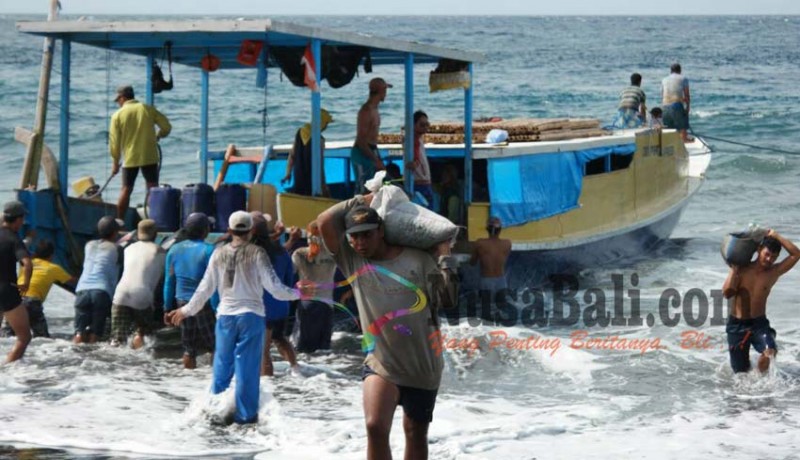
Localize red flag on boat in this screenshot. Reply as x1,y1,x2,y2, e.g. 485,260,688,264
301,43,319,92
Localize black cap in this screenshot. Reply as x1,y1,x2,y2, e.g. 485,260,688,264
345,206,382,234
97,215,120,238
2,200,26,219
184,212,210,233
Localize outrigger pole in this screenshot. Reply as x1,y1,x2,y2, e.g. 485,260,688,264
19,0,60,190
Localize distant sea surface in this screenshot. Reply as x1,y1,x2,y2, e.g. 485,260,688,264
2,14,800,460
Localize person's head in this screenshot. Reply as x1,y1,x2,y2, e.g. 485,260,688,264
650,107,663,119
486,216,502,237
33,240,55,260
630,73,642,86
97,215,120,240
368,77,392,102
670,63,682,74
345,205,384,258
2,200,26,230
320,109,333,132
757,236,782,268
137,219,157,242
115,84,135,106
413,110,430,137
228,211,253,239
184,212,211,241
249,211,273,238
385,163,402,182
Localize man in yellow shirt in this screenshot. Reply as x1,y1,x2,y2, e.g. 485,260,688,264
109,85,171,219
2,240,75,338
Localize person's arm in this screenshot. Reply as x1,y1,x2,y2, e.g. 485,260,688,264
18,257,32,295
317,195,367,256
639,95,647,122
53,264,77,292
469,241,479,266
109,113,121,175
163,249,176,312
769,230,800,276
283,140,297,184
428,241,459,310
722,266,740,299
283,226,302,253
153,107,171,139
683,81,691,114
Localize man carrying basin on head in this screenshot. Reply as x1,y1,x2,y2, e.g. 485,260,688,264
723,229,800,374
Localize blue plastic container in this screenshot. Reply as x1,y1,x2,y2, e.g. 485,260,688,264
181,183,215,227
147,185,181,232
215,183,247,232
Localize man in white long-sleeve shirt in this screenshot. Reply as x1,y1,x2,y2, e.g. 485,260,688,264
167,211,311,425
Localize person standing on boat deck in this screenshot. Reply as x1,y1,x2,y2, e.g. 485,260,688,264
109,85,172,220
405,110,435,210
167,211,312,425
1,240,76,339
470,216,512,309
351,78,391,194
74,216,122,344
163,213,216,369
613,73,647,128
282,109,333,197
722,230,800,374
110,219,166,349
0,201,33,363
661,63,692,142
250,211,301,377
317,198,459,460
291,220,337,353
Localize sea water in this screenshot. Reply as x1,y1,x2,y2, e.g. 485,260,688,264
2,14,800,459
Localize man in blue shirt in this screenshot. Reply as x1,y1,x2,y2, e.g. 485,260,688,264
163,213,216,369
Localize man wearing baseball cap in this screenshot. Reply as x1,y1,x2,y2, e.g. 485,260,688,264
163,212,216,369
167,211,313,424
317,196,459,459
0,201,33,362
109,84,171,219
351,77,392,194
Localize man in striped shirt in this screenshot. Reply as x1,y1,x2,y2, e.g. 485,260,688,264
613,73,647,128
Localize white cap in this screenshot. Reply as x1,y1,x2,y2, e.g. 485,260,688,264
228,210,253,232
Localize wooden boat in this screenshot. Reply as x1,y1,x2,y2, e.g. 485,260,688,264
14,17,710,283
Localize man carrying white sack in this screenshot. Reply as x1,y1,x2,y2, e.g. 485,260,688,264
167,211,314,425
317,191,459,460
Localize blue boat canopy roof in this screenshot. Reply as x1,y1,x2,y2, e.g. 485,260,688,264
16,18,485,70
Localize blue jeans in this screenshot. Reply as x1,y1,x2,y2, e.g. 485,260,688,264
212,313,266,424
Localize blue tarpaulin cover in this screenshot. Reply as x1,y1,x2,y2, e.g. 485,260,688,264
488,144,636,227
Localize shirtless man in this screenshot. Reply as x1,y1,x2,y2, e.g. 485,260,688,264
722,230,800,374
351,78,391,193
470,216,512,301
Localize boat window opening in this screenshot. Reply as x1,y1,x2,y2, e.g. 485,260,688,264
584,156,607,176
610,153,634,171
584,154,633,176
471,159,489,202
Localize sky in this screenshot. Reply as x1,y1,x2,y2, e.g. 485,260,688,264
2,0,800,16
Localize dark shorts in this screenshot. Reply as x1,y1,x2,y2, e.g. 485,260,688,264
2,297,49,338
727,315,777,373
267,317,287,341
122,163,159,188
361,365,438,424
663,102,689,131
294,300,332,353
111,304,154,343
74,289,112,337
176,300,216,358
0,283,22,312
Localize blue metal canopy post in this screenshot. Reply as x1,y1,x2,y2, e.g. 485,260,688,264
311,39,322,196
464,62,474,205
404,53,415,196
59,40,71,199
200,69,209,184
145,53,154,105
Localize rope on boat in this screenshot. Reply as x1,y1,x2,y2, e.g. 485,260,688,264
692,131,800,156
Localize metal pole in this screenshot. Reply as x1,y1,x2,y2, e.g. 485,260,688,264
311,39,322,196
404,53,415,196
200,69,210,184
59,40,71,199
146,54,154,105
464,62,474,205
